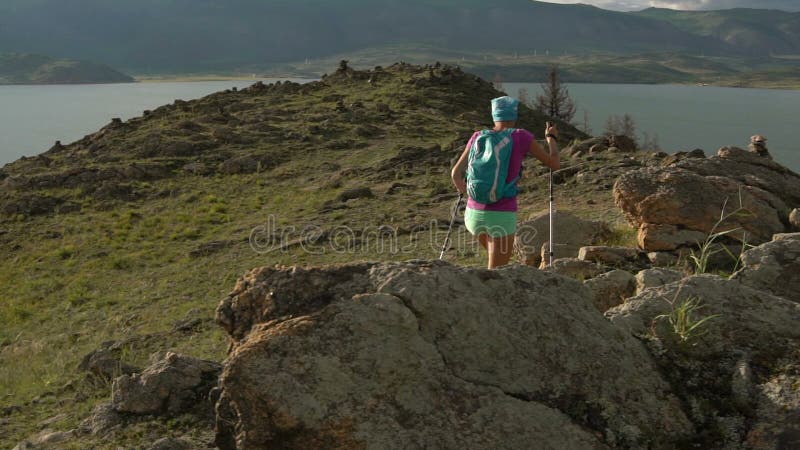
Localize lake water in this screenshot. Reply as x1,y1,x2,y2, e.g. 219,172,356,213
1,81,798,172
506,82,800,172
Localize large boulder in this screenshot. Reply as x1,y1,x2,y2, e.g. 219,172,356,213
515,211,611,267
732,232,800,303
614,147,800,252
607,275,800,449
214,261,692,449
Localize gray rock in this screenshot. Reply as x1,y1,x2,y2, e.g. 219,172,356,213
647,251,679,267
584,269,637,311
589,143,608,153
561,136,606,158
112,352,221,416
774,231,800,241
790,208,800,230
635,268,686,295
732,236,800,303
14,429,78,449
578,246,642,267
515,211,611,267
608,274,800,351
547,257,608,280
615,146,800,251
746,369,800,449
337,187,374,202
215,261,691,449
660,149,706,166
637,223,707,252
607,275,800,449
80,402,124,436
78,346,139,380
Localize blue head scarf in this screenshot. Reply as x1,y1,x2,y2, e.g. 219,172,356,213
491,96,519,122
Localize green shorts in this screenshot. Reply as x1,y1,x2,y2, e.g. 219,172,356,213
464,208,517,238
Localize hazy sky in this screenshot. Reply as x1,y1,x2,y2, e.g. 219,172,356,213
543,0,800,12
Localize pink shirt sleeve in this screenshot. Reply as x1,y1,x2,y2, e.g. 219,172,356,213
464,131,480,153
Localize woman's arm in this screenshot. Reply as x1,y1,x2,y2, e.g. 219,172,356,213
528,122,560,170
451,134,476,193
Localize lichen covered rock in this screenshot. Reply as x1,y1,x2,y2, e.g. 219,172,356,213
215,261,691,449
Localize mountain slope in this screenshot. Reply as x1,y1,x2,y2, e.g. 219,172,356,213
0,0,740,72
636,7,800,55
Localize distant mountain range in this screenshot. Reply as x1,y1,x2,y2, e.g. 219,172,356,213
0,53,133,84
0,0,798,74
635,7,800,56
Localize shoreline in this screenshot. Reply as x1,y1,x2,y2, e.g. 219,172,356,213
2,74,797,91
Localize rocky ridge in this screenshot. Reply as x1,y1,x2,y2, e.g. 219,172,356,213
0,62,584,218
614,146,800,253
4,63,800,448
207,231,800,449
213,261,691,449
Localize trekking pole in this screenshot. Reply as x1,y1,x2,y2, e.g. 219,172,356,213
439,193,463,260
548,169,554,267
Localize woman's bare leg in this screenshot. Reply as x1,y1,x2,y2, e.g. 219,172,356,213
487,234,515,269
478,233,489,250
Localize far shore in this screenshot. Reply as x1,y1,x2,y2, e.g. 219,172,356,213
134,74,800,91
1,73,796,91
133,68,800,90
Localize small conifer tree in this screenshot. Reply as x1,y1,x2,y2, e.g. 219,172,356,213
535,65,576,122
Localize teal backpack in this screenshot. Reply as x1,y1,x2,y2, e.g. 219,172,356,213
466,128,518,204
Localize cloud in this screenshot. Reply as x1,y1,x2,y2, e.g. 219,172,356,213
541,0,800,12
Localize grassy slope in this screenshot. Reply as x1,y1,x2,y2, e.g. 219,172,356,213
2,63,637,447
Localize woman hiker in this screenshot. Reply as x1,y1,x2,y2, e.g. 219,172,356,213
451,96,560,269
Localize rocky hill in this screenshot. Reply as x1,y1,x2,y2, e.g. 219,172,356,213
0,53,133,84
2,63,799,449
